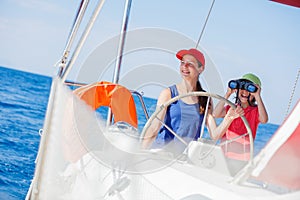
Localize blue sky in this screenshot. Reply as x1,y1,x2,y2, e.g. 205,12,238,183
0,0,299,125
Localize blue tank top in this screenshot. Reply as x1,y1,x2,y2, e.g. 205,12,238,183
153,85,204,150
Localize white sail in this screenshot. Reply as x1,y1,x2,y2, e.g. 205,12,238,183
26,78,174,200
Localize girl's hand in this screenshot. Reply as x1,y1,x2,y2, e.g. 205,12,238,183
250,84,261,99
225,105,244,120
225,87,235,99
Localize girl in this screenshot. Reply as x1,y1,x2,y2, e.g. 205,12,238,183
212,73,268,175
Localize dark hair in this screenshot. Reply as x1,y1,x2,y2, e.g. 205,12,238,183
196,60,203,68
248,97,256,107
195,60,208,114
196,81,209,114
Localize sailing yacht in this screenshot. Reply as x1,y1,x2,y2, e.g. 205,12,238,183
26,0,300,199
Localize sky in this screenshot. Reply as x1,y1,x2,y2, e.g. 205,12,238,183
0,0,299,125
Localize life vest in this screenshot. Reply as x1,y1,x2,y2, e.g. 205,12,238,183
73,81,138,128
221,130,250,161
221,105,259,161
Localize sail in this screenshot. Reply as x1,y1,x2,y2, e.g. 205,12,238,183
251,100,300,190
271,0,300,8
26,78,173,200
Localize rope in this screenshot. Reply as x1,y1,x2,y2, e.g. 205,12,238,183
195,0,216,48
285,67,300,118
58,0,89,77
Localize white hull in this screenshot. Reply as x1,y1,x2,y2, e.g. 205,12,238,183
26,80,300,199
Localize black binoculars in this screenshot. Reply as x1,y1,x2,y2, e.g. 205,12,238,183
228,79,258,93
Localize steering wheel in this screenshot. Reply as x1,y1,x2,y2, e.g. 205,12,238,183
140,91,254,162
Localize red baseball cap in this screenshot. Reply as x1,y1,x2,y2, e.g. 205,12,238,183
176,48,205,67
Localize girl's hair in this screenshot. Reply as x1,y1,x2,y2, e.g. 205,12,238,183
248,97,256,107
195,60,209,114
196,80,209,114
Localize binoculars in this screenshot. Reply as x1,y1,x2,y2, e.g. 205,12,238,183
228,79,258,93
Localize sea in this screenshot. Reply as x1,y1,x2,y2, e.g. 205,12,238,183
0,66,279,200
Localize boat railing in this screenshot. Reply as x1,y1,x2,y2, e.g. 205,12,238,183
130,90,150,120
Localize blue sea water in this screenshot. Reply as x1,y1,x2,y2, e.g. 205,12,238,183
0,66,51,200
0,66,279,200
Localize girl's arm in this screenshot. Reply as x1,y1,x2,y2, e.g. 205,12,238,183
213,88,235,118
252,86,268,123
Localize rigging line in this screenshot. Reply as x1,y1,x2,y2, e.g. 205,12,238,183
57,0,89,77
195,0,216,49
70,0,86,34
61,0,107,82
285,67,300,118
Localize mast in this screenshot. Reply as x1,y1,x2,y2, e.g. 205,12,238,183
198,0,215,138
112,0,133,84
106,0,133,127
